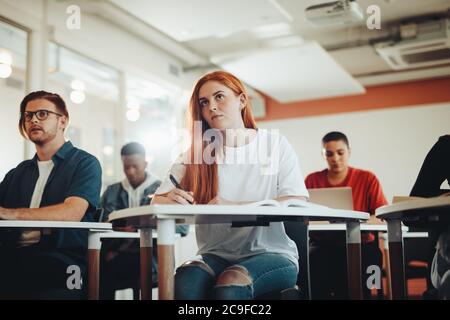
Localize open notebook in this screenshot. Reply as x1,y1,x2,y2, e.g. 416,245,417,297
245,198,329,209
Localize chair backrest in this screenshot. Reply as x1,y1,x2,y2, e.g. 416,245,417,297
392,196,423,204
308,187,353,209
93,208,105,222
284,221,309,299
392,196,433,284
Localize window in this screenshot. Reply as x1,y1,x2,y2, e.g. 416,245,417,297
0,19,27,180
124,74,183,178
47,43,120,188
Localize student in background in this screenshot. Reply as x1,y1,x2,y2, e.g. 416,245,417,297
100,142,188,299
152,70,308,300
305,131,387,299
0,91,101,299
410,135,450,299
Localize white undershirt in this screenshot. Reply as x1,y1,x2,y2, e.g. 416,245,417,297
18,160,54,247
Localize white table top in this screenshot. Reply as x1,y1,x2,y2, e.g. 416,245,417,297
98,231,141,239
308,223,408,232
0,220,112,230
109,204,369,227
380,231,428,240
97,230,186,239
375,197,450,219
402,232,429,238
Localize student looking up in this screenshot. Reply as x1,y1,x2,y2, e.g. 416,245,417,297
152,71,308,300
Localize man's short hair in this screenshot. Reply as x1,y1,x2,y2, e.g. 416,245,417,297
19,90,69,139
121,142,146,157
322,131,349,148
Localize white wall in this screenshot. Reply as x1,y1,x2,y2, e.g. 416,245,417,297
259,102,450,203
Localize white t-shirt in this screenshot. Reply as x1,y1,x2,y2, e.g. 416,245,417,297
155,129,308,269
18,159,55,247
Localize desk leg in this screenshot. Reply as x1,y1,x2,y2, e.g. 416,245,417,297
381,234,392,300
346,221,363,300
305,222,312,300
140,228,153,300
87,232,101,300
387,219,406,300
157,219,175,300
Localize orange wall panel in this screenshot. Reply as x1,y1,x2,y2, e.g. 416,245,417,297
259,77,450,121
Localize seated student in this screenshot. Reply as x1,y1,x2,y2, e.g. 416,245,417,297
410,135,450,198
305,131,387,299
0,91,101,299
410,135,450,299
152,70,308,300
99,142,188,299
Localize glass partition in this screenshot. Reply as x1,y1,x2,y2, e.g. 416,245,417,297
0,19,27,180
47,42,120,188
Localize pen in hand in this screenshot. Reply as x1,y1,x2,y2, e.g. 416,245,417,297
170,174,193,204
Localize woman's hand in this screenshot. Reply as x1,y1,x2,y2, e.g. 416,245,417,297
167,188,195,205
208,196,236,205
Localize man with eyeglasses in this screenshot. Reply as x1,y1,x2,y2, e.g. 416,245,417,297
0,90,102,299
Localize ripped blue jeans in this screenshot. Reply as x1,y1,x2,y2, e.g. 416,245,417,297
175,252,298,300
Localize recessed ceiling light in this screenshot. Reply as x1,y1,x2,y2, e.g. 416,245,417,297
249,22,293,39
126,109,140,122
70,90,86,104
71,79,86,91
180,29,190,36
0,51,12,65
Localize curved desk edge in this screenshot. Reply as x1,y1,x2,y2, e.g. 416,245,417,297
109,205,370,222
0,220,112,229
376,197,450,219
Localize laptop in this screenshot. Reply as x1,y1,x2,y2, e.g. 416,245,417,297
307,187,353,210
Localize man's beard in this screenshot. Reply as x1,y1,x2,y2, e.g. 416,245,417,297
28,129,57,146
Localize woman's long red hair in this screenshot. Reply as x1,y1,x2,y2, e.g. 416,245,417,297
181,71,258,204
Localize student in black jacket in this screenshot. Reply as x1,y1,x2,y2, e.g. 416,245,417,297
410,135,450,299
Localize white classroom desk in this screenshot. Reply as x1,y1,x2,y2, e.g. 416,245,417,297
376,196,450,299
109,204,369,300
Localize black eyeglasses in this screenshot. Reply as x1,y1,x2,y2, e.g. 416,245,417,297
22,109,63,122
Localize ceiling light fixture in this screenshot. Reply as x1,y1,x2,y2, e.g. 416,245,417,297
0,63,12,79
0,50,13,79
70,90,86,104
126,109,140,122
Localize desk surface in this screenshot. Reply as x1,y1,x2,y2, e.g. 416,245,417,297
375,197,450,220
109,204,369,224
0,220,112,230
308,223,408,232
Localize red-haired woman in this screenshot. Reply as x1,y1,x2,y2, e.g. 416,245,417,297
152,71,308,299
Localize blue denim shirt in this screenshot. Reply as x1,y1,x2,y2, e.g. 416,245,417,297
0,141,102,261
